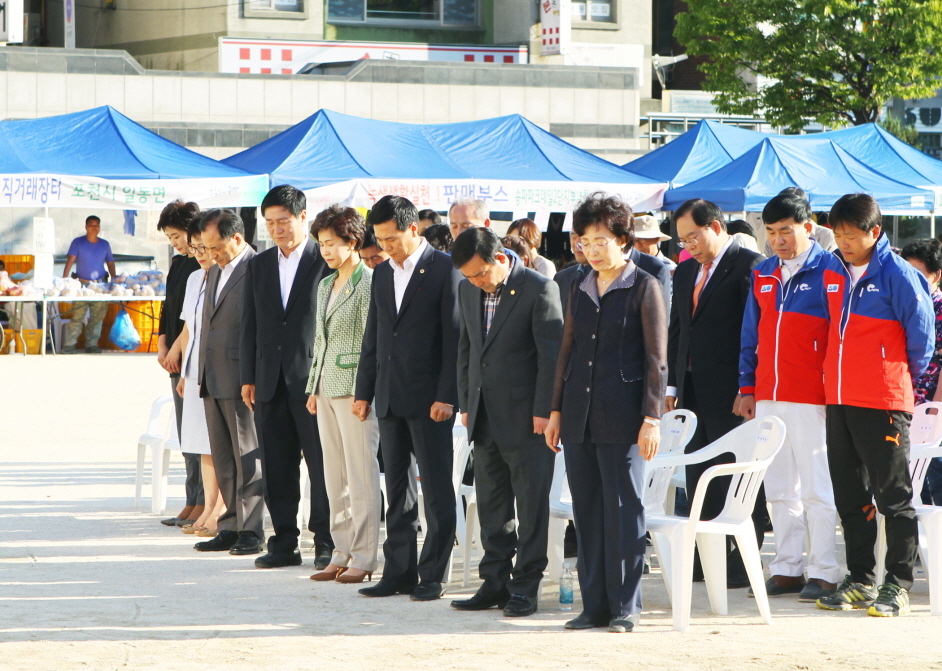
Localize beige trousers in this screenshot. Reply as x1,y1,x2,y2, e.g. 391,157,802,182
315,393,381,571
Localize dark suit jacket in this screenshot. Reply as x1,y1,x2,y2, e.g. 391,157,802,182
457,261,563,448
355,243,461,419
240,238,330,403
629,246,672,311
667,238,762,415
199,245,257,400
554,262,587,317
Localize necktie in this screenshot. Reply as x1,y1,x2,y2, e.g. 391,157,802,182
692,261,713,314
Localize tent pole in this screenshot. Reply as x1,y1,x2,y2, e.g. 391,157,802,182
893,215,899,247
931,210,936,240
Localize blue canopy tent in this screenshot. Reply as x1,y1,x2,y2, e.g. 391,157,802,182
621,120,767,188
0,106,268,209
223,109,667,216
663,136,934,214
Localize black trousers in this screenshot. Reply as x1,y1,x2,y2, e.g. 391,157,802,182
255,373,332,554
171,373,204,507
565,440,646,619
682,372,767,573
377,412,456,584
826,405,918,590
471,406,554,599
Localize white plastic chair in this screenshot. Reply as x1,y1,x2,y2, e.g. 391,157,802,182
450,424,476,585
645,416,786,632
135,395,176,512
874,402,942,614
546,449,574,583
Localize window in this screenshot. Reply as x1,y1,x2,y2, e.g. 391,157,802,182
570,0,614,23
244,0,305,15
328,0,478,25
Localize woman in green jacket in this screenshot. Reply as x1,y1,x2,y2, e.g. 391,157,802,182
306,205,379,583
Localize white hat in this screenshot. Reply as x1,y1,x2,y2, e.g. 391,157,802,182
633,215,670,242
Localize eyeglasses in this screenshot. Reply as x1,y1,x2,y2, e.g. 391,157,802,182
575,238,618,252
676,229,705,249
189,245,208,254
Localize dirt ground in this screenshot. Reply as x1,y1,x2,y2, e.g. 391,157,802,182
1,354,941,671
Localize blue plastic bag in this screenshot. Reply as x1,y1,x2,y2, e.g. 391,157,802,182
109,307,142,351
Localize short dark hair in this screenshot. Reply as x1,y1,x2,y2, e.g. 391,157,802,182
451,226,503,268
763,193,812,226
0,259,5,271
830,193,882,233
572,192,635,249
901,239,942,275
261,185,306,218
310,204,366,250
418,209,442,225
199,209,244,239
361,225,380,250
85,215,101,226
502,235,529,260
507,218,542,250
187,217,202,244
778,187,808,201
674,198,725,231
157,199,200,232
367,195,418,231
421,223,453,252
727,219,756,239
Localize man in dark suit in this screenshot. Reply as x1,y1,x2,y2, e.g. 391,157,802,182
666,198,764,585
241,185,334,570
554,231,588,317
628,246,671,312
194,210,263,555
450,228,563,617
354,195,461,601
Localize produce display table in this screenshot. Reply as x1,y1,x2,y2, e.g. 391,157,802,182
0,296,165,356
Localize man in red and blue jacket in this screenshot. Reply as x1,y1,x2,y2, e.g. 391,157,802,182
816,194,934,618
738,192,844,603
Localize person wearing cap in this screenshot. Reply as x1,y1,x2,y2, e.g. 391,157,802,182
633,214,676,275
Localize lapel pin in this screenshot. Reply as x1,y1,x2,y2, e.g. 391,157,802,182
419,269,425,274
510,289,516,295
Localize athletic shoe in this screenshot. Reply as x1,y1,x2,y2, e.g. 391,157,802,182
816,574,877,611
867,583,910,617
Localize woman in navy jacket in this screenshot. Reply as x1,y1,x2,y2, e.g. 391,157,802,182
545,193,667,633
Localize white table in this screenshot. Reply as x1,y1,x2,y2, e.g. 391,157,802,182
0,295,165,356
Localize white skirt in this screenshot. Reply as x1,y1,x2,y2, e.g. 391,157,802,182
180,375,212,455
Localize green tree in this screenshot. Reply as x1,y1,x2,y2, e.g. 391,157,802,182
675,0,942,131
879,115,921,148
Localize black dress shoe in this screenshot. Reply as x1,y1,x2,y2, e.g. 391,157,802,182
502,594,538,617
229,531,262,555
160,517,180,527
727,572,752,589
255,550,302,568
608,617,634,633
564,612,610,630
313,542,333,571
194,530,239,552
410,581,445,601
451,590,510,611
358,580,418,597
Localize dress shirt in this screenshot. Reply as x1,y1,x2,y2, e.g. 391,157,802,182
392,236,428,313
277,243,305,309
482,255,516,338
215,243,251,303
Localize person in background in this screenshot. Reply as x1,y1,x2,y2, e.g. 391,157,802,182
554,231,588,316
727,219,761,254
156,200,204,529
193,210,263,556
241,185,334,570
817,194,934,617
354,195,460,602
900,238,942,506
417,209,442,233
632,214,675,274
172,220,225,537
545,193,667,633
61,215,116,354
448,198,490,241
501,235,531,268
451,227,563,618
507,218,556,279
421,223,453,253
359,227,390,270
667,198,764,589
737,192,843,603
306,206,380,584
